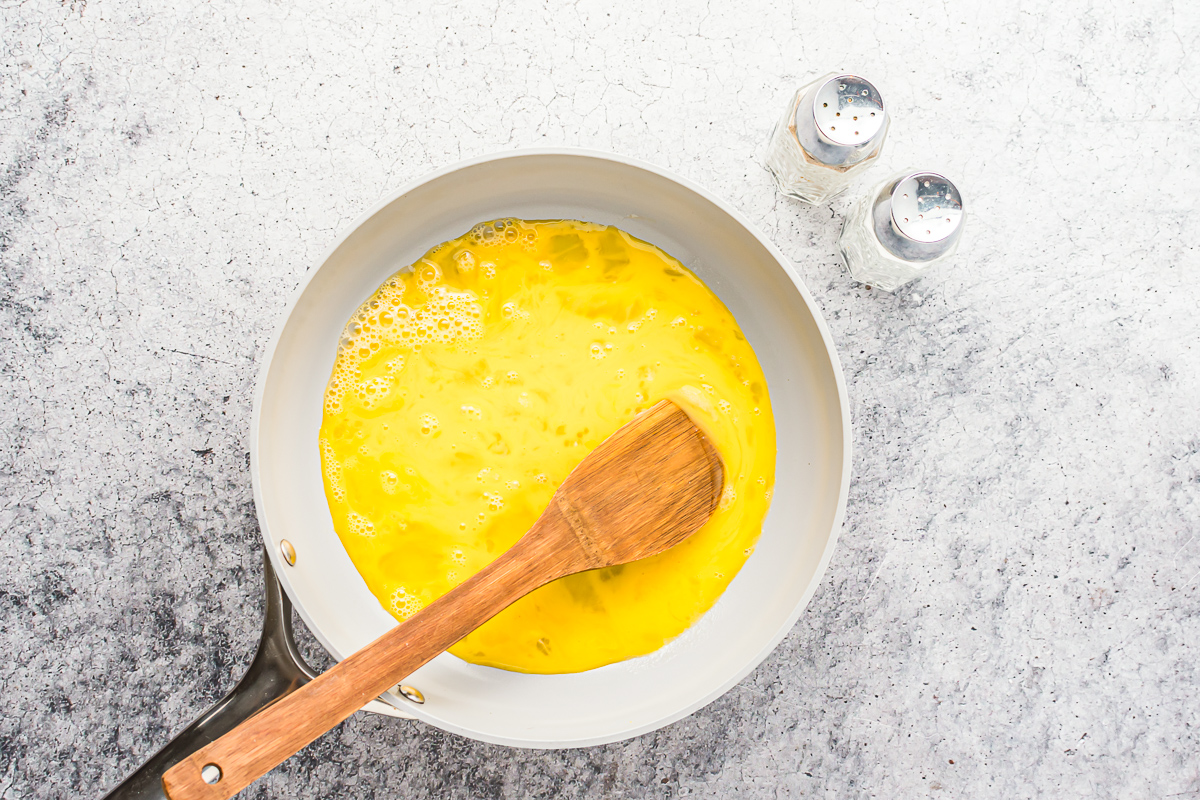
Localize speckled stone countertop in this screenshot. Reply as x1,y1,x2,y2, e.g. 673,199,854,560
2,1,1197,798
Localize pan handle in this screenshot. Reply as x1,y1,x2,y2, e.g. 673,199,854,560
100,550,318,800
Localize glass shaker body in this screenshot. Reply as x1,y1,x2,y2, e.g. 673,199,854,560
838,171,965,292
764,73,889,204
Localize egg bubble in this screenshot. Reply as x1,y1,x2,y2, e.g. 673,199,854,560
470,220,506,246
319,439,347,501
381,470,400,494
719,485,736,510
348,511,376,538
416,260,442,286
390,587,423,620
419,414,439,435
356,376,393,408
324,395,344,415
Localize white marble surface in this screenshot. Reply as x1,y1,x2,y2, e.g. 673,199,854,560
2,0,1198,797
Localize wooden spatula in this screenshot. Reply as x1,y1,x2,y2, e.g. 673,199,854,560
162,399,724,800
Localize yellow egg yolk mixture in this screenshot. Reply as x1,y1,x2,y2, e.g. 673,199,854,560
319,219,775,674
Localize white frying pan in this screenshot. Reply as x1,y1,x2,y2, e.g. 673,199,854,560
253,149,849,748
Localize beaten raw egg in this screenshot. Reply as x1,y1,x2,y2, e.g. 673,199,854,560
319,219,775,673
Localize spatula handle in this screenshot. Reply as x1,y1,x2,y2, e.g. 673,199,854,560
160,530,570,800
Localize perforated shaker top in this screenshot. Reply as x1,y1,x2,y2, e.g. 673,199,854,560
890,173,963,244
812,76,886,147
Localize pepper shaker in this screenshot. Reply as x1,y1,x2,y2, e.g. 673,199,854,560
764,73,890,204
838,170,964,292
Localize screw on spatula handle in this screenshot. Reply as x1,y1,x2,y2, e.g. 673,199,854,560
160,400,722,800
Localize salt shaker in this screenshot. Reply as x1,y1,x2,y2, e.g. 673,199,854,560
764,73,889,204
838,170,964,292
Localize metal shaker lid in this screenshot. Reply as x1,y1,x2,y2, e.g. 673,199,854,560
872,171,964,262
794,74,888,167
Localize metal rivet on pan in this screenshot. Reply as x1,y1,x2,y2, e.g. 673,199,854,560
201,764,222,785
280,539,296,566
396,684,425,704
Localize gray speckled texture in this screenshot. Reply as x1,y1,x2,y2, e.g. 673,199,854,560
2,1,1198,798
